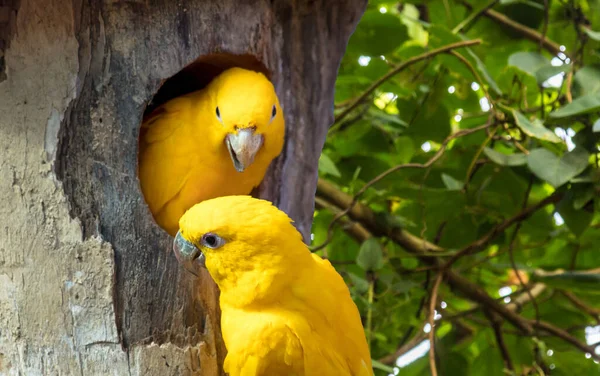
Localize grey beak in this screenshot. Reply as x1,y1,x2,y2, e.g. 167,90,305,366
226,128,264,172
173,231,205,276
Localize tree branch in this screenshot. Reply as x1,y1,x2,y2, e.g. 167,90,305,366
561,291,600,323
444,190,564,267
458,0,566,57
484,309,515,372
331,39,482,130
448,50,493,108
314,197,372,245
452,0,500,34
531,320,600,361
428,273,444,376
315,178,443,254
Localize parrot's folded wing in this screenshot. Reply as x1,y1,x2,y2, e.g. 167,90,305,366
292,254,375,376
141,98,188,144
222,311,305,376
139,97,196,221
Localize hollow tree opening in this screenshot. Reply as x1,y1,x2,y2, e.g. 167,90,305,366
138,54,276,237
144,54,271,116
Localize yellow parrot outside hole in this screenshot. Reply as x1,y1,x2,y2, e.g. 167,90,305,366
173,196,374,376
138,68,285,236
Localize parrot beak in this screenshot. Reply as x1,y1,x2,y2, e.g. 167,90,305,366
226,128,264,172
173,231,205,276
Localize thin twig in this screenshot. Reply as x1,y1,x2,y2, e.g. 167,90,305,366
314,197,371,245
452,0,500,34
531,320,600,361
444,191,564,267
561,291,600,323
330,39,482,131
448,50,493,108
428,273,444,376
565,70,574,103
484,309,515,371
539,0,550,52
464,123,498,189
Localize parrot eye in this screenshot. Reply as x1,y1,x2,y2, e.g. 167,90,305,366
216,106,222,123
201,232,225,249
270,105,276,122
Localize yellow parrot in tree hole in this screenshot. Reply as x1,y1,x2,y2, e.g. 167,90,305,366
173,196,374,376
138,68,285,236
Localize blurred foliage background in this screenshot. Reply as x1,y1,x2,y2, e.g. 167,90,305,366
315,0,600,374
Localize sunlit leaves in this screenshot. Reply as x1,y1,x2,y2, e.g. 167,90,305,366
549,93,600,119
483,147,528,166
512,110,562,142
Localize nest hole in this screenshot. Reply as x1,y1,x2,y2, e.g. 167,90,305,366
139,53,271,235
144,53,271,116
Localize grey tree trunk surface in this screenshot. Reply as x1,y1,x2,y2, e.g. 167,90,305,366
0,0,365,374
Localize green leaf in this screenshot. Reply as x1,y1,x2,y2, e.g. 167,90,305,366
549,93,600,118
441,173,464,190
556,192,593,236
573,65,600,97
390,280,420,294
508,51,548,76
348,273,369,294
466,48,503,95
318,153,341,178
497,66,539,105
347,10,409,56
356,238,385,271
527,148,590,188
483,147,528,166
507,51,571,85
535,64,571,84
583,28,600,41
572,185,595,210
512,110,562,143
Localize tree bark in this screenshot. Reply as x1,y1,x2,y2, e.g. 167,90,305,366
0,0,365,374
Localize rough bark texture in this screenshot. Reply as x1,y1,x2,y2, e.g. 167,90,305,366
0,0,365,374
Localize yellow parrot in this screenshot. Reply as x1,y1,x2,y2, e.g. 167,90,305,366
138,68,285,236
173,196,374,376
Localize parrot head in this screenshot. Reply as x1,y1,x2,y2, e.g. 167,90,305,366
173,196,303,293
208,68,285,173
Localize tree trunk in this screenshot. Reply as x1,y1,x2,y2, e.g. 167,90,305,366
0,0,365,374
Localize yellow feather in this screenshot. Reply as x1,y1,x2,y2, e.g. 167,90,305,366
139,68,285,236
178,196,374,376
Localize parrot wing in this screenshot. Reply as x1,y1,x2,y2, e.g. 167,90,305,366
138,97,197,223
221,309,305,376
289,254,374,376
